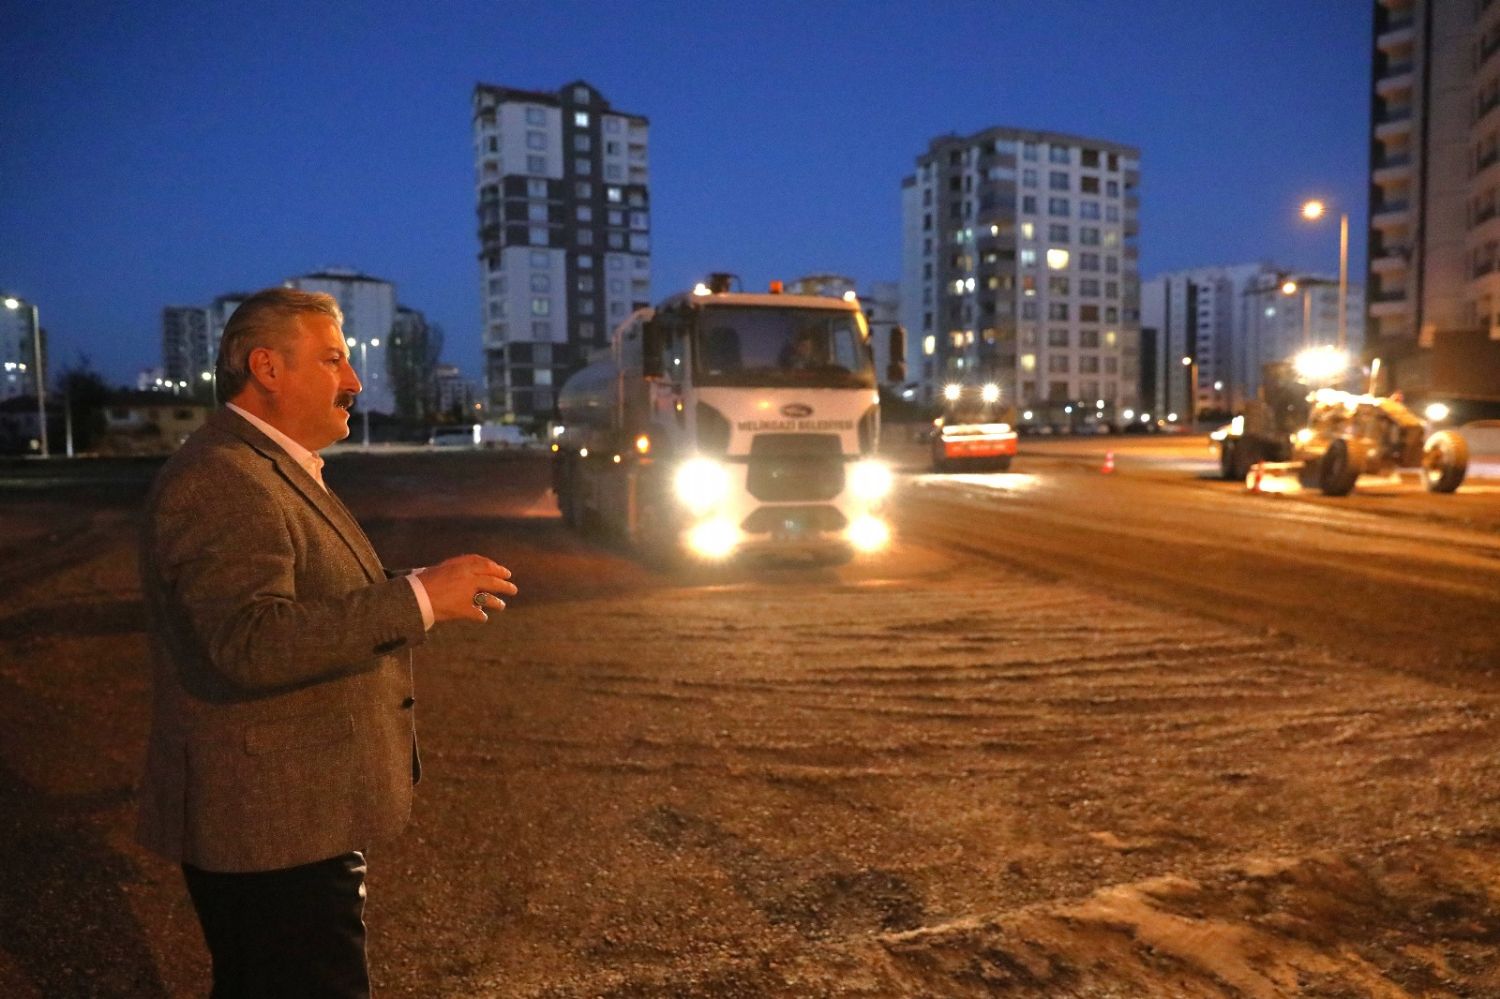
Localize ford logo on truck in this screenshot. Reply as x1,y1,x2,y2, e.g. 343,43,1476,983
780,403,814,419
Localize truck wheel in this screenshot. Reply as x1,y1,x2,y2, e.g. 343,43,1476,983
1233,439,1260,481
1219,439,1238,480
1319,439,1361,496
1421,430,1468,493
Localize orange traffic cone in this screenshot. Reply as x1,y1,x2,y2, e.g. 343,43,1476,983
1101,450,1115,474
1249,461,1264,493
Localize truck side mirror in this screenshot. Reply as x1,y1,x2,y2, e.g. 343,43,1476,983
886,325,907,384
642,319,664,379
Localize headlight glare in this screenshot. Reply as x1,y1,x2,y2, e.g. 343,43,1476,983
674,458,731,514
849,460,893,501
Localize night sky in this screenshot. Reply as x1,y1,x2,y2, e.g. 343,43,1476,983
1,0,1372,386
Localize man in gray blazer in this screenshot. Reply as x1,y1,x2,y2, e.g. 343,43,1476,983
137,287,517,997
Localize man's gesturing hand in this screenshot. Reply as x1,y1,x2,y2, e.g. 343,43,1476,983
420,555,518,623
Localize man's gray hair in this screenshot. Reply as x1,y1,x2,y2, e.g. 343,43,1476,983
215,288,344,403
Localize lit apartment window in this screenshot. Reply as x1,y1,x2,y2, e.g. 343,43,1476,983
1046,248,1070,270
923,335,936,355
607,186,622,203
1020,222,1035,240
1020,248,1038,267
574,112,589,127
1020,353,1036,371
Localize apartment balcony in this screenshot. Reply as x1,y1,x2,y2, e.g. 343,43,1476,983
1369,292,1410,319
1376,22,1415,52
1375,108,1414,140
1376,69,1414,99
1371,199,1411,225
1370,247,1411,273
1373,155,1413,185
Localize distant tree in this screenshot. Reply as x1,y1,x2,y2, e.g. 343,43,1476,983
59,355,112,452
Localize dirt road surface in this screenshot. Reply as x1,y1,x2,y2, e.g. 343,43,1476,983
2,446,1499,997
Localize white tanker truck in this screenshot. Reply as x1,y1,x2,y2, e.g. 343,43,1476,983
553,274,904,564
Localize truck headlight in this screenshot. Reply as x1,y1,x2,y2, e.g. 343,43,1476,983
849,460,893,501
687,518,738,559
847,515,891,552
674,458,731,514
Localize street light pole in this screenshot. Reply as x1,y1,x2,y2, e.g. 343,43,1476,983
1181,355,1196,428
1337,211,1349,352
1300,199,1349,351
348,336,380,448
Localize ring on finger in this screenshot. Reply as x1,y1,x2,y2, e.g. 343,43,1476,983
472,591,488,608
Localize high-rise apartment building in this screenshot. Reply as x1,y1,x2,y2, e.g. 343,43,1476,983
472,80,651,425
1367,0,1500,401
161,306,212,393
900,128,1141,428
287,268,397,415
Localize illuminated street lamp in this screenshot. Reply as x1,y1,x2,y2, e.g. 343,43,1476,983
1181,355,1197,428
4,295,47,457
346,335,380,447
1300,199,1349,351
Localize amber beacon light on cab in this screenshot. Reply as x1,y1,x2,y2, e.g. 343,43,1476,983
552,273,906,564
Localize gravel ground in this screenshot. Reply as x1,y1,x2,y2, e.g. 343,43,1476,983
2,452,1499,997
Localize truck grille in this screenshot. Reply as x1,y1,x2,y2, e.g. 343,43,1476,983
741,505,847,536
746,434,845,502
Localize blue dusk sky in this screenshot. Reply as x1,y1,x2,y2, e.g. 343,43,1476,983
1,0,1372,386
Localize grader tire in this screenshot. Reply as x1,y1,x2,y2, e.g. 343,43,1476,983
1319,439,1361,496
1421,430,1469,493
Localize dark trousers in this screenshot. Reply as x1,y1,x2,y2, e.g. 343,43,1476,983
182,851,370,999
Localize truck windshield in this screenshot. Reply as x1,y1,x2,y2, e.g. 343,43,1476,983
692,306,874,388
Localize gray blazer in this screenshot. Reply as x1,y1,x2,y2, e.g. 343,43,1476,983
136,408,428,872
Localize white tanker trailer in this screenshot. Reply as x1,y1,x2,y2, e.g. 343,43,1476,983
552,275,904,564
